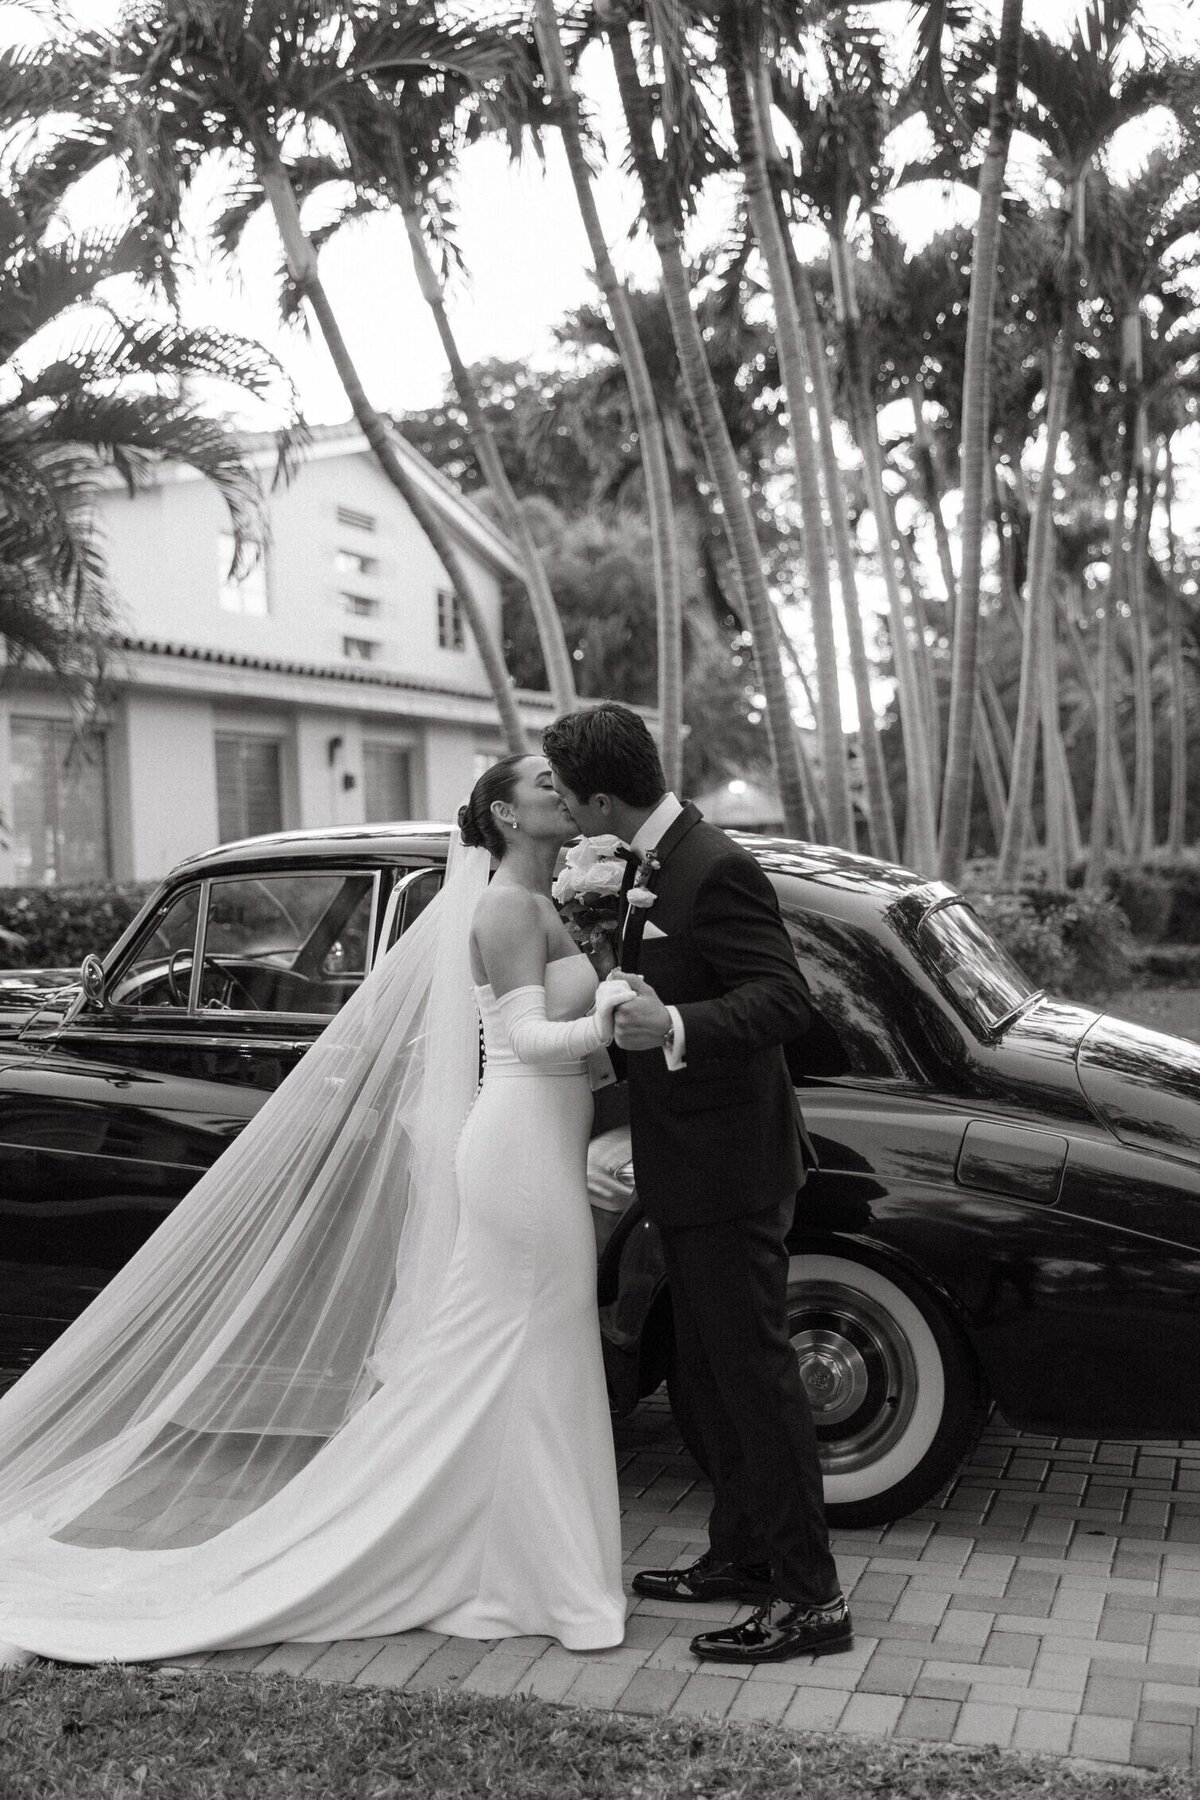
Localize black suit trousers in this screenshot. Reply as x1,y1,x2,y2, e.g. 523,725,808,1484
661,1197,840,1607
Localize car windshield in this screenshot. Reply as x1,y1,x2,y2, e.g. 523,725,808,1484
918,901,1038,1035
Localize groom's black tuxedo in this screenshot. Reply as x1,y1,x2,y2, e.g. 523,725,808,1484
622,802,839,1609
622,804,815,1231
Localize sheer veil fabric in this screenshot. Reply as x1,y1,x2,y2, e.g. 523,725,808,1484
0,840,512,1661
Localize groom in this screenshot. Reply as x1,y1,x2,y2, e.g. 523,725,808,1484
543,703,851,1665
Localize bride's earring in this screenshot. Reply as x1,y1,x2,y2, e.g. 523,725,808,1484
509,819,519,832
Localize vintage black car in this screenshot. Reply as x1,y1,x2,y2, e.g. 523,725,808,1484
1,824,1198,1527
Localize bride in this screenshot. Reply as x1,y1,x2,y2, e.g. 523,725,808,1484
0,752,631,1664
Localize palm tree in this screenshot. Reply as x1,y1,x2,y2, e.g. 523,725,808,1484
935,0,1024,884
772,196,898,860
595,0,812,837
1,5,534,752
996,0,1192,884
770,37,939,871
337,31,579,717
0,204,283,703
855,222,1012,857
1085,150,1200,866
532,0,683,784
715,0,853,849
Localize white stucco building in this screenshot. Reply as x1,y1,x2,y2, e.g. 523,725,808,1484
0,421,553,887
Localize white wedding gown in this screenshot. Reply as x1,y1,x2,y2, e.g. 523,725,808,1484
0,953,625,1663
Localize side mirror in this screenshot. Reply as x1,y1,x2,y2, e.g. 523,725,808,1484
80,953,107,1008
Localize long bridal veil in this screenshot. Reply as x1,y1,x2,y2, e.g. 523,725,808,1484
0,841,490,1576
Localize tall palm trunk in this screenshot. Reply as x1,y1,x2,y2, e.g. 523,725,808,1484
982,666,1013,774
894,518,943,780
1129,449,1158,858
254,146,526,753
533,0,684,772
719,6,852,847
829,230,938,871
779,200,897,858
776,623,829,838
997,328,1072,884
1058,579,1130,852
939,0,1024,882
1039,565,1067,890
1086,522,1122,889
394,157,576,717
1165,445,1188,854
598,3,811,836
909,381,959,641
908,388,1009,860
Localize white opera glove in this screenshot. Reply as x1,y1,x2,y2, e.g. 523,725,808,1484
593,975,636,1036
497,984,611,1066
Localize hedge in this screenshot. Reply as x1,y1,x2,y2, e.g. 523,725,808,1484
1132,944,1200,986
0,883,156,971
965,887,1134,1001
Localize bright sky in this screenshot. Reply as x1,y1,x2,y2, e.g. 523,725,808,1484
3,1,1198,732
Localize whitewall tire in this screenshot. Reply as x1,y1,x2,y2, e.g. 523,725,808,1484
788,1251,987,1527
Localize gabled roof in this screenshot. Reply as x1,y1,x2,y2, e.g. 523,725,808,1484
110,417,525,584
239,420,525,581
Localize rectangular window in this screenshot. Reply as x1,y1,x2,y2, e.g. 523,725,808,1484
218,533,269,615
363,743,413,823
437,587,465,652
343,636,380,662
10,718,111,885
336,505,376,534
215,734,283,843
342,594,380,619
335,549,376,579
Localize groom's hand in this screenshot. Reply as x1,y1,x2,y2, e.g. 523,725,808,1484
612,973,673,1051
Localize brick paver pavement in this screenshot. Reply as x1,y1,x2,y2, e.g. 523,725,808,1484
161,1401,1200,1773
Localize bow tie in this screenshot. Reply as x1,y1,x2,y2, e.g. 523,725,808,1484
614,844,641,867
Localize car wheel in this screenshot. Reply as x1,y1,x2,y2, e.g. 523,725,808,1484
789,1251,988,1527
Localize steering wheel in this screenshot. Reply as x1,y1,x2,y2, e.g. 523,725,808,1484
202,961,260,1011
166,948,193,1007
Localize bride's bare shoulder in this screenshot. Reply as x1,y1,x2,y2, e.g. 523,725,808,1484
471,883,546,944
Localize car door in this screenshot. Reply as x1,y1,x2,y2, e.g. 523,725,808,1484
0,868,379,1273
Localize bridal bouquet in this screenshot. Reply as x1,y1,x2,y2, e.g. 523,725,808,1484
552,834,628,976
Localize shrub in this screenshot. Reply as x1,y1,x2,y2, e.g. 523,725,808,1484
0,883,156,971
1103,867,1175,943
1149,858,1200,944
967,888,1133,1002
1133,943,1200,985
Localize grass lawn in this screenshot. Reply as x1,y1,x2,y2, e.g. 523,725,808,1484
1,1665,1194,1800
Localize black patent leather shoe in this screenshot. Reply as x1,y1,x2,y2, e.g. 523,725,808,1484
689,1593,853,1663
631,1552,774,1604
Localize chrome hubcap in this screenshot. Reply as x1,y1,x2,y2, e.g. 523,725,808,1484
790,1281,919,1477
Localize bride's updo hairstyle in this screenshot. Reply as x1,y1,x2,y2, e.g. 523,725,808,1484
457,753,528,859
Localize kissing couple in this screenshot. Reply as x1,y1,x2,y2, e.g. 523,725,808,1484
0,703,849,1673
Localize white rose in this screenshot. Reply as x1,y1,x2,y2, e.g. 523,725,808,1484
572,833,625,870
553,857,626,903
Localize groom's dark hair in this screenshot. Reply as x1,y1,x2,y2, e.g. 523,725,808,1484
542,703,666,806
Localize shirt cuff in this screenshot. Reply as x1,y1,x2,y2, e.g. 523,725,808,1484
662,1005,687,1070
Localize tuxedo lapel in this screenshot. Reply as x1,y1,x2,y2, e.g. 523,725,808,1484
619,803,703,973
615,848,640,964
652,802,703,872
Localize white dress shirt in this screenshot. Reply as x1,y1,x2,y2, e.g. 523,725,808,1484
627,792,687,1070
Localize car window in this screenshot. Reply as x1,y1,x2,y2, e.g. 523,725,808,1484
917,901,1036,1036
108,887,201,1010
198,873,376,1016
394,869,442,944
781,905,924,1080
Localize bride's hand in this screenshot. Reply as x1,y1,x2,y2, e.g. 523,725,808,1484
593,975,636,1038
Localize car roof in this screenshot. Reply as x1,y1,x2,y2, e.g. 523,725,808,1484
172,822,454,875
169,821,950,914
